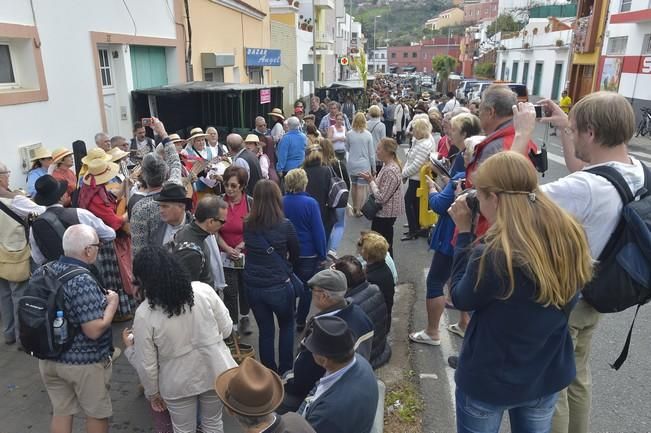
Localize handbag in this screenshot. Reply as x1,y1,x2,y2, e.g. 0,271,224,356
226,334,256,364
255,231,304,298
0,200,31,282
361,173,402,221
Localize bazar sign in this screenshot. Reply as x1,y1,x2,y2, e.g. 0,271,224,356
245,48,281,67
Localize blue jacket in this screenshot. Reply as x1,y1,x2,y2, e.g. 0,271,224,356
428,172,465,256
451,233,577,406
244,219,300,289
277,130,307,173
304,354,378,433
283,192,327,259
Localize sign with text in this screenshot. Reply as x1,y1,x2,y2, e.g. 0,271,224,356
245,48,281,67
260,88,271,104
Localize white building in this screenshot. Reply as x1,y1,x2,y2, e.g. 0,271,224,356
0,0,184,186
368,48,388,73
496,18,573,99
600,0,651,119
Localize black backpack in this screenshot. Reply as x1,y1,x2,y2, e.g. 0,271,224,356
582,164,651,369
18,264,89,359
31,210,71,261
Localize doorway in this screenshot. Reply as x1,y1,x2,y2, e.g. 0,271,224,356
551,63,563,100
98,46,119,135
533,62,544,96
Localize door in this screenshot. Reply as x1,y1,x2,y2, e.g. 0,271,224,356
522,62,529,86
511,61,519,82
501,61,506,80
551,63,563,100
98,46,119,135
130,45,168,89
579,65,594,100
533,62,543,96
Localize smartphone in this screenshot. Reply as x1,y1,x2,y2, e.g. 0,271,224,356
534,105,543,118
141,117,153,127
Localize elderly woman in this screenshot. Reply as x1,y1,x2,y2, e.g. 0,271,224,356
358,231,395,333
282,168,327,331
302,145,336,239
401,116,435,241
206,126,228,157
130,119,183,256
334,255,390,369
409,135,483,347
182,127,217,198
360,138,404,255
244,134,270,180
127,246,236,433
346,112,376,216
50,148,77,197
244,180,299,374
217,165,252,335
27,147,53,197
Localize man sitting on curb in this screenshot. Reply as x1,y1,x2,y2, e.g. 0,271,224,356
215,357,316,433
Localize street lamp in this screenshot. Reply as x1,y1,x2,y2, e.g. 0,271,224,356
374,15,381,51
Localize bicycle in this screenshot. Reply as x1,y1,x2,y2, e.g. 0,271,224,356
635,107,651,137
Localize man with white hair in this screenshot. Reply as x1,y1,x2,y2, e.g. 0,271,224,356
277,117,307,177
36,224,119,433
94,132,111,152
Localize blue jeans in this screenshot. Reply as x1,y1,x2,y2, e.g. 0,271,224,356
456,388,559,433
327,208,346,252
294,257,320,326
248,282,295,374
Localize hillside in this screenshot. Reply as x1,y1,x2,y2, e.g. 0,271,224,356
351,0,452,49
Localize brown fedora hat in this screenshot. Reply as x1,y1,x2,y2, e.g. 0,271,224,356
214,357,284,417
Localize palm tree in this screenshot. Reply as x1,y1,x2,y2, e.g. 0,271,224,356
351,47,369,110
432,55,457,94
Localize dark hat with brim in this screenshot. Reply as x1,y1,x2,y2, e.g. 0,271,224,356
303,316,355,358
153,183,192,206
33,175,68,206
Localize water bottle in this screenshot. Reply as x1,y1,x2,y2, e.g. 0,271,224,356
53,310,67,345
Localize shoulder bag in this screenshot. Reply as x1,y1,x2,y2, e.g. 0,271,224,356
361,171,402,220
254,229,304,298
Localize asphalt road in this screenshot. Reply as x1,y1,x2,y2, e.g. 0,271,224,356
412,125,651,433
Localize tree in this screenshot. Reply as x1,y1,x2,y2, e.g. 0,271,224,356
486,14,525,38
351,47,369,110
474,62,495,79
432,55,457,93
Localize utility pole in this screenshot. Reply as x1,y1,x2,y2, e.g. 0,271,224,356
374,15,381,51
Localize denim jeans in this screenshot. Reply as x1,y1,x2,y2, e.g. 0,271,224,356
247,282,295,374
327,207,346,253
294,257,320,326
456,388,559,433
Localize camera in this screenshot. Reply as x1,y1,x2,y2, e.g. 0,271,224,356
534,105,543,118
465,189,480,214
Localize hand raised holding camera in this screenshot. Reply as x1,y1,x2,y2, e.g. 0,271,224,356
448,193,473,233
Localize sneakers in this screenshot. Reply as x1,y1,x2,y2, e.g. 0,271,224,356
327,250,338,261
448,355,459,369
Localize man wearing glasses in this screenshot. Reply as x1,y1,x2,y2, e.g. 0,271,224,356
172,195,228,287
36,224,119,433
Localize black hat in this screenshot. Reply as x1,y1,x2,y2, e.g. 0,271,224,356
304,316,355,358
33,175,68,206
153,183,192,209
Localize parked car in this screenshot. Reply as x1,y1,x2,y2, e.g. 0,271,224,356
456,80,479,101
470,82,492,101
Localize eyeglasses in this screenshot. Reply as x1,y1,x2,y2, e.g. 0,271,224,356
225,183,240,189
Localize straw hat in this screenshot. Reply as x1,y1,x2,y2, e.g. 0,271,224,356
83,159,120,185
168,133,185,144
187,127,208,142
51,147,74,164
81,148,112,165
108,147,130,162
267,108,285,120
214,357,284,417
30,147,52,162
244,134,260,143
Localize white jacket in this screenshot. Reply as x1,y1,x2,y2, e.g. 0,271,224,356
130,281,236,400
402,136,435,181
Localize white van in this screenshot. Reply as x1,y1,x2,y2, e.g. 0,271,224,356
456,80,479,101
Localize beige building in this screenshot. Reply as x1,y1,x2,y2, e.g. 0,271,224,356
187,0,273,84
426,8,465,30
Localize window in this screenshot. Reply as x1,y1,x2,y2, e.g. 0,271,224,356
98,48,112,87
392,52,396,58
249,67,263,84
620,0,632,12
606,36,628,55
0,44,16,85
643,34,651,55
403,52,408,58
412,52,417,58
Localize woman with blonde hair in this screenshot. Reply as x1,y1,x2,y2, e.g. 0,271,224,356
360,138,404,255
448,151,593,433
346,112,375,216
401,116,434,240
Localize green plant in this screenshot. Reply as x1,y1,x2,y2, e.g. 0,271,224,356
432,54,457,92
474,62,495,79
385,380,423,423
351,47,369,109
486,13,525,38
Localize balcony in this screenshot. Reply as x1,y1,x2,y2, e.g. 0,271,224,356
314,31,335,55
314,0,335,9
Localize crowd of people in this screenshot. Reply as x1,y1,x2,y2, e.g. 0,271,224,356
0,75,644,433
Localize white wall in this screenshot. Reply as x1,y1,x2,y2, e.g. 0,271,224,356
0,0,179,188
297,29,313,97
